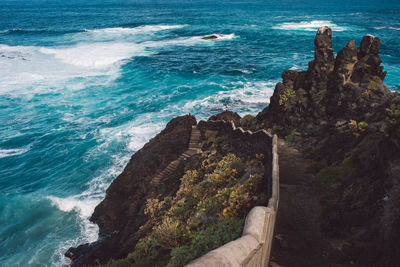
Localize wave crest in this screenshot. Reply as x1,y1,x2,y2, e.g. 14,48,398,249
40,42,152,68
0,147,30,158
85,24,185,34
273,20,347,31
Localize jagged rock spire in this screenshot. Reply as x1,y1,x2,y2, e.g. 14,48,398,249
360,34,380,56
314,26,334,71
351,34,386,83
333,40,358,84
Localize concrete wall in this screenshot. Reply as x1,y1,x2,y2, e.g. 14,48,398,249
186,122,279,267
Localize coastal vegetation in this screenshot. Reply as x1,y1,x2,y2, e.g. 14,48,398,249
109,138,266,266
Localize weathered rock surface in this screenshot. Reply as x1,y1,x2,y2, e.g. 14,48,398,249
208,110,241,125
258,27,400,266
257,26,394,138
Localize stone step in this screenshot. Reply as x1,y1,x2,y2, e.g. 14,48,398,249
151,126,203,187
165,165,175,170
189,143,200,146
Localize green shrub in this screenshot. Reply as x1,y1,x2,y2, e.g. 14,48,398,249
153,217,180,249
214,136,225,146
315,157,354,189
168,215,244,267
367,80,379,90
382,104,400,142
230,159,246,176
279,88,296,106
284,131,295,143
242,114,255,122
349,120,368,137
119,152,265,266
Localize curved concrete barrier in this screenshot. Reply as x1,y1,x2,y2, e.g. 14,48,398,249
186,124,279,267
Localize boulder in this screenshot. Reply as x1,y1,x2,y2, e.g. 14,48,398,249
202,35,218,40
209,110,241,125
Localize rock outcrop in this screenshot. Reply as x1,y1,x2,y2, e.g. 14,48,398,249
258,26,394,140
258,27,400,266
66,115,196,265
208,110,241,125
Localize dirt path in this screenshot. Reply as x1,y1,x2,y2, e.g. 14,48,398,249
269,139,351,267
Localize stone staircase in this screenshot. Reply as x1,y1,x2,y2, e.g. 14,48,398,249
152,125,201,186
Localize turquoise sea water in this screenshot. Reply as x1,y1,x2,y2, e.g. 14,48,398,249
0,0,399,265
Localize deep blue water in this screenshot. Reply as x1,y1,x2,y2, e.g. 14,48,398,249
0,0,399,265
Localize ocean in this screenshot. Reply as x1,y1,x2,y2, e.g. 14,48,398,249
0,0,399,265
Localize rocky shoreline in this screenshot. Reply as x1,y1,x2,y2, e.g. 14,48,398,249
67,27,400,266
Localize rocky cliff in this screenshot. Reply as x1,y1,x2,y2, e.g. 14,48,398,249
66,115,196,265
257,27,400,266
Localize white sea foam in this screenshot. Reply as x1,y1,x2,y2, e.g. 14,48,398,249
0,42,147,96
86,24,185,34
290,64,301,70
48,115,165,265
204,33,237,40
47,152,128,266
374,26,400,31
72,25,186,43
99,117,164,152
40,42,151,68
0,146,30,158
0,29,236,96
166,80,276,119
0,44,107,95
143,33,237,48
273,20,347,31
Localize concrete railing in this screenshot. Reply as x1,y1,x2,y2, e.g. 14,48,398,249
186,125,279,267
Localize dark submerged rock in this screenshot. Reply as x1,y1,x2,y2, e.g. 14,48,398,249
201,35,218,40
